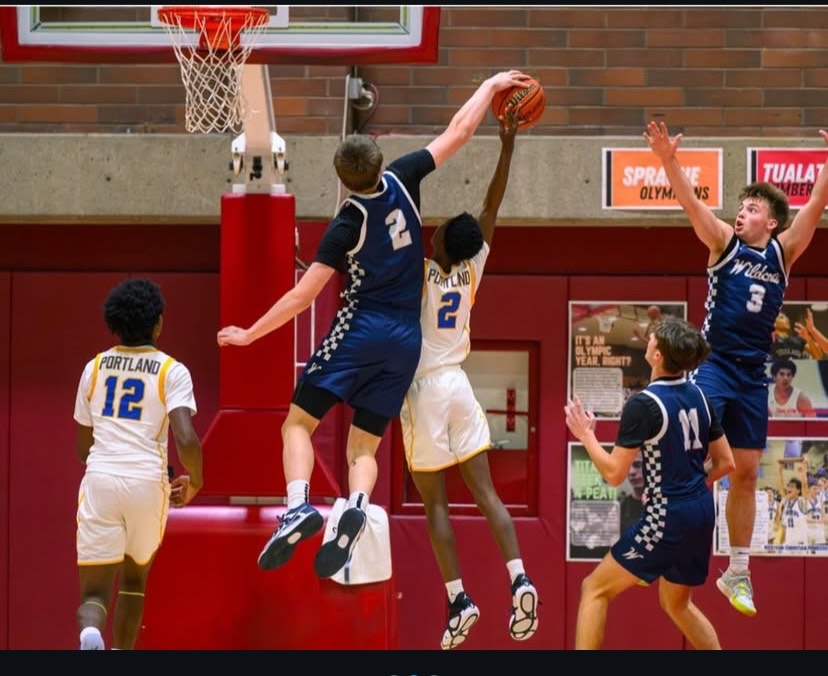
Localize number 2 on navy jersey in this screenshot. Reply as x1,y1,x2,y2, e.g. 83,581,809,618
437,292,460,328
101,376,145,420
386,209,412,250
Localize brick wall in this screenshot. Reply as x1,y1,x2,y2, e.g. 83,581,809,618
2,7,828,137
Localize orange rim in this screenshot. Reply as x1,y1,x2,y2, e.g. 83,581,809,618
157,6,271,50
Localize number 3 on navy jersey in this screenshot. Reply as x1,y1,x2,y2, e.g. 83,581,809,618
746,283,765,313
101,376,145,420
386,209,412,250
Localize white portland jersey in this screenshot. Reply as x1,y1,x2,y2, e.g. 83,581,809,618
769,386,804,417
416,242,489,377
73,345,197,483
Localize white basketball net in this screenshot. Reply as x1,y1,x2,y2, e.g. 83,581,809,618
160,8,269,134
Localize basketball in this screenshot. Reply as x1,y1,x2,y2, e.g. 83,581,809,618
491,76,545,130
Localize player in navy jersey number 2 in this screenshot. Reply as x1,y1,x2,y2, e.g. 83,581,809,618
217,70,531,580
644,120,828,617
565,316,735,650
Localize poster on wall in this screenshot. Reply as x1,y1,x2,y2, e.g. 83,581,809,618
715,437,828,557
747,147,828,209
569,301,687,419
602,147,722,210
768,301,828,419
567,442,646,561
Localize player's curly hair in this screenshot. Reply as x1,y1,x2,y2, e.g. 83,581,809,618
654,316,711,373
739,182,790,235
444,212,484,264
770,358,797,377
103,277,165,346
334,134,383,193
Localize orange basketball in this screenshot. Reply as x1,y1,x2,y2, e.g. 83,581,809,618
491,76,545,130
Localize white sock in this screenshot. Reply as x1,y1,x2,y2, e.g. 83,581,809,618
506,558,525,584
729,548,750,574
80,626,101,641
347,490,368,511
286,480,309,509
446,579,464,603
79,626,104,650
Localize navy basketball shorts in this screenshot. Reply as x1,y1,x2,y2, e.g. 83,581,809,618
301,306,422,419
611,487,715,586
691,352,770,449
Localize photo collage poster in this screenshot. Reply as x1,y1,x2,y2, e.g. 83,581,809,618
767,301,828,420
715,438,828,557
568,302,687,419
567,442,646,562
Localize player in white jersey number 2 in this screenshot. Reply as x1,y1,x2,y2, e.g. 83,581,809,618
399,110,539,650
73,278,204,650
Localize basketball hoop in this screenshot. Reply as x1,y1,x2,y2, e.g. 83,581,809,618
157,6,271,134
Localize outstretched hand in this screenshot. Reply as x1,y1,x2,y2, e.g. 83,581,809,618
489,69,532,92
217,325,252,347
820,129,828,146
643,120,682,161
564,395,597,441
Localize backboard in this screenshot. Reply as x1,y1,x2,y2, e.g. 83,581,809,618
0,5,440,64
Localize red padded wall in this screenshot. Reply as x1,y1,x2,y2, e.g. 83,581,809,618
142,272,221,467
0,273,9,650
9,273,122,648
3,225,828,650
218,193,296,410
140,505,398,650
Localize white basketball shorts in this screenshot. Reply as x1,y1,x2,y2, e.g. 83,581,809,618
400,365,491,472
77,471,170,566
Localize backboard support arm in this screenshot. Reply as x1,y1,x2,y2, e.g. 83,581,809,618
231,63,287,195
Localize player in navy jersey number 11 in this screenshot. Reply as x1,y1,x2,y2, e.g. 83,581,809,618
565,316,735,650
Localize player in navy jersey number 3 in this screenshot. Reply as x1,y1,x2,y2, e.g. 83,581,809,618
644,120,828,617
565,316,735,650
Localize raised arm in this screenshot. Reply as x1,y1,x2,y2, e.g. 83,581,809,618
217,262,335,347
564,395,639,486
426,70,530,168
780,132,828,268
643,120,732,259
777,460,787,496
796,307,828,357
478,110,518,245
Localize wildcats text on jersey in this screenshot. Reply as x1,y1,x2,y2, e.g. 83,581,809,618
99,354,161,374
730,259,782,284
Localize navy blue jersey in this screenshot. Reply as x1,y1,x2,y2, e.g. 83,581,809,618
315,150,435,314
702,235,787,364
298,150,435,420
617,376,723,499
